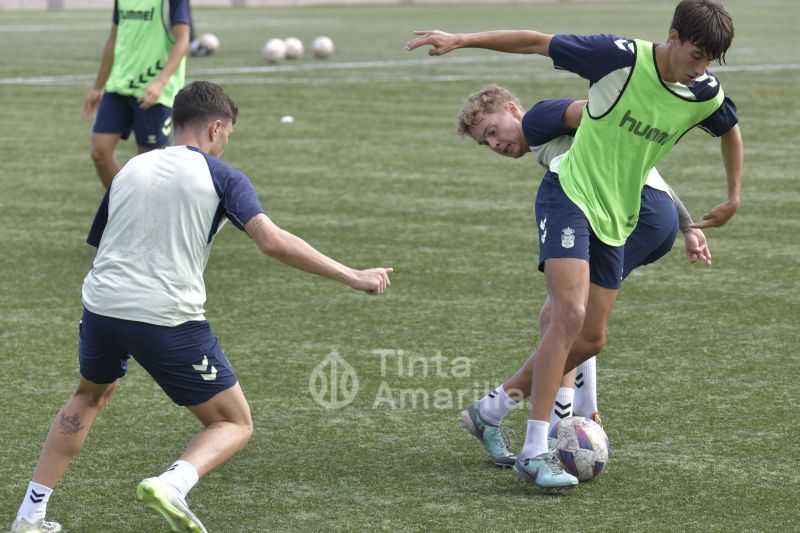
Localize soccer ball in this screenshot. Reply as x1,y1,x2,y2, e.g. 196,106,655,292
262,38,287,63
190,33,220,57
312,36,334,59
548,416,610,481
197,33,220,53
284,37,304,60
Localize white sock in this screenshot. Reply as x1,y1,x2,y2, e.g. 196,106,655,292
158,460,199,499
17,481,53,522
549,387,574,433
477,385,519,426
574,356,598,418
521,419,550,458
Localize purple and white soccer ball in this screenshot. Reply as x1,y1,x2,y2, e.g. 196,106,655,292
548,416,610,481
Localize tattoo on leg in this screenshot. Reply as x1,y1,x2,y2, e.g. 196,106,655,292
59,412,85,435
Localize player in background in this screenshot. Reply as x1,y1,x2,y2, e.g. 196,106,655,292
406,0,741,489
12,81,393,533
453,87,711,471
82,0,191,188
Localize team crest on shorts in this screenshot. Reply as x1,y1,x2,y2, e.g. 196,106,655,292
561,227,575,249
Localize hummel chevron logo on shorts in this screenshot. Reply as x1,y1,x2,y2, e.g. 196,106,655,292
162,116,172,137
191,356,218,381
539,217,547,244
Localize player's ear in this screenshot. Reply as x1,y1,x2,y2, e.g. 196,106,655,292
507,101,523,120
210,119,222,141
667,28,681,47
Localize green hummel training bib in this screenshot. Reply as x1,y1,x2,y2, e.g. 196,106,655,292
558,39,724,246
105,0,185,107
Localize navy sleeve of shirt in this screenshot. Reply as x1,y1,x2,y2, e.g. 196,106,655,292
87,189,110,247
169,0,192,27
199,151,265,232
549,34,635,83
698,96,739,137
522,99,577,147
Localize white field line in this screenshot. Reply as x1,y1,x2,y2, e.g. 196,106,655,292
1,55,797,86
0,18,337,32
0,22,108,31
204,72,574,85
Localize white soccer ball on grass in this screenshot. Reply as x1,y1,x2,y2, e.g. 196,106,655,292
262,38,287,63
197,33,220,53
312,36,334,59
284,37,304,60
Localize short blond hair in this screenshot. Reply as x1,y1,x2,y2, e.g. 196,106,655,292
457,84,522,136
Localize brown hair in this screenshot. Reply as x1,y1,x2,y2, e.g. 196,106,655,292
671,0,734,63
173,81,239,129
456,84,522,136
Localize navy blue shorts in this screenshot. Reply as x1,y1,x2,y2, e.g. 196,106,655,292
621,186,679,279
536,172,624,289
93,91,172,148
78,308,237,406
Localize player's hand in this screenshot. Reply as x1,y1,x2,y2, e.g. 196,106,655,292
82,88,103,119
689,199,739,229
404,30,460,56
348,267,393,295
682,228,711,266
138,78,166,109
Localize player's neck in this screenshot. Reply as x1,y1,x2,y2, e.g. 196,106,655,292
174,132,209,154
653,44,679,83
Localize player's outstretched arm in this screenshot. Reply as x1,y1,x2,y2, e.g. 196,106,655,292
690,124,743,229
404,30,552,57
245,213,393,295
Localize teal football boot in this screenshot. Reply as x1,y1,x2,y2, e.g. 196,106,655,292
513,451,579,491
460,401,516,467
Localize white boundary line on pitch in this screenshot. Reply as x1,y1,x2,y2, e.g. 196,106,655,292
0,18,337,32
1,55,798,86
204,72,575,85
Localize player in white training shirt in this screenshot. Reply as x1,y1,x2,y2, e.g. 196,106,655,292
13,81,393,533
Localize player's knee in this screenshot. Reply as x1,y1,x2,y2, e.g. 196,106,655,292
73,383,115,410
553,302,586,338
90,144,112,165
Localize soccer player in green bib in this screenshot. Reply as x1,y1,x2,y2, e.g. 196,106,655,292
405,0,742,490
82,0,191,188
